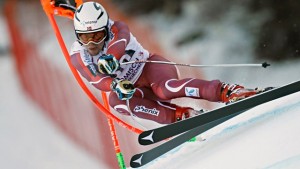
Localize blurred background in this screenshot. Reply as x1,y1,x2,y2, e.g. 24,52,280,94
1,0,300,169
113,0,300,61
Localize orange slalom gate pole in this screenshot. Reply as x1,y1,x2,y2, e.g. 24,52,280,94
102,92,126,169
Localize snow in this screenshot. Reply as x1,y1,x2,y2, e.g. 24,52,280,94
2,1,300,169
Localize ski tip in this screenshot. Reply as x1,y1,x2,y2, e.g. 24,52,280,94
262,62,271,68
138,130,155,145
130,154,144,168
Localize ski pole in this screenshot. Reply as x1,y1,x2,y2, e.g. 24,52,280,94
120,60,271,68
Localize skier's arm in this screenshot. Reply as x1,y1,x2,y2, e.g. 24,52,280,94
106,21,130,60
70,52,113,92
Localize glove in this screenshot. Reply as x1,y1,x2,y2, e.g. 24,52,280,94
111,78,136,100
220,83,258,103
97,54,119,75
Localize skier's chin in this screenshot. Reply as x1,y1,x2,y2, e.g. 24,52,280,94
87,46,101,56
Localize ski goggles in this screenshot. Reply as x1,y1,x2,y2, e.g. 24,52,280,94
77,30,107,46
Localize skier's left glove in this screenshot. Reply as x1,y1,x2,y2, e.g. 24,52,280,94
97,54,119,75
220,83,259,103
111,78,136,100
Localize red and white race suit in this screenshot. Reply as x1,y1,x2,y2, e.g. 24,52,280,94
70,19,222,124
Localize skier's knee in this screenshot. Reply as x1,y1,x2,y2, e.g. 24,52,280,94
151,81,173,100
109,92,130,115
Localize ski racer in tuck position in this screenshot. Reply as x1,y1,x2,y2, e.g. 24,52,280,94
70,2,260,124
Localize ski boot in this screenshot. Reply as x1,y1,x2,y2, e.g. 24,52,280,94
175,107,207,121
175,107,207,142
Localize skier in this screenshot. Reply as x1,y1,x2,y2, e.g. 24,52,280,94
70,2,260,124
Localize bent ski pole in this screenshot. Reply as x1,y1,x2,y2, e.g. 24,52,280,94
120,60,271,68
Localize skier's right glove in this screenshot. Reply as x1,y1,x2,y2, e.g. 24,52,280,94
111,78,136,100
97,54,119,75
220,83,258,103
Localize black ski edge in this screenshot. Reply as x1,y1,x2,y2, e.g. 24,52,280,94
130,111,244,168
139,80,300,145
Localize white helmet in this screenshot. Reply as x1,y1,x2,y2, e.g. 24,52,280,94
73,2,109,37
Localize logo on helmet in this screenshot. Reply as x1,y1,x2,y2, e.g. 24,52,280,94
80,20,98,27
85,20,98,24
80,21,85,27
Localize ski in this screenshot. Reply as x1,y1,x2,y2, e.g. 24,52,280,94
130,110,245,168
139,80,300,145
